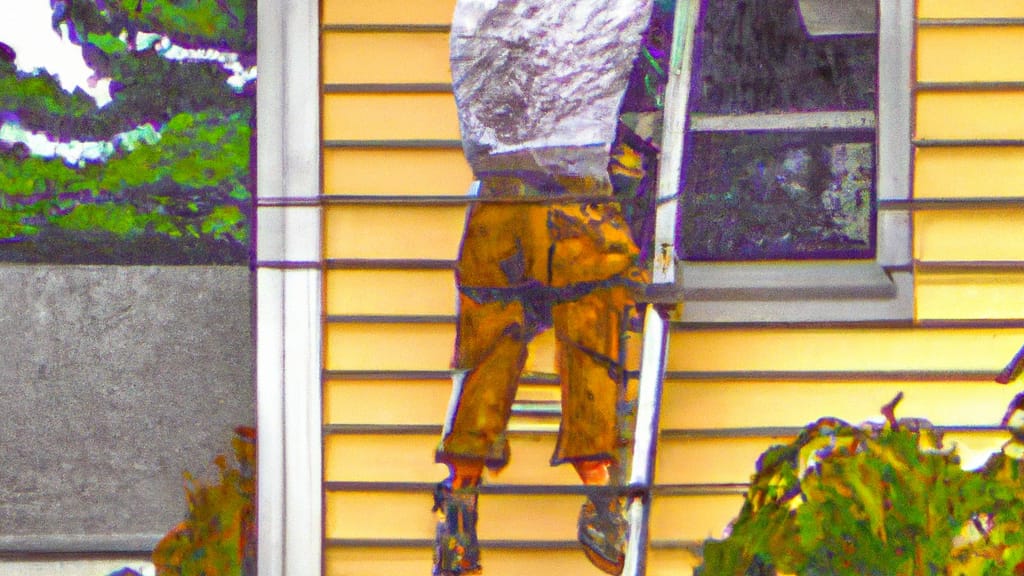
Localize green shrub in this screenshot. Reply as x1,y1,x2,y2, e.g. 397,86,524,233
153,426,256,576
697,393,1024,575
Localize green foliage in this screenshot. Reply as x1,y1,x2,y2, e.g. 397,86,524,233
696,396,1024,576
0,0,254,263
57,0,254,56
153,427,256,576
88,32,129,55
0,61,96,120
0,110,250,248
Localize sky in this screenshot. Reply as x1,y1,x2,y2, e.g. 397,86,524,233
0,0,113,106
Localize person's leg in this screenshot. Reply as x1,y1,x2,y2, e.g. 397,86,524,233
434,458,485,575
434,203,539,575
433,290,530,576
573,459,612,486
553,285,644,576
551,285,642,466
437,294,530,468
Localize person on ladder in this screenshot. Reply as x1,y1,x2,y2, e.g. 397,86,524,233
432,1,655,574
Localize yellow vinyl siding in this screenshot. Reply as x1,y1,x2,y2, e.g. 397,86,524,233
918,0,1024,19
668,328,1024,372
325,378,1021,431
662,380,1021,429
321,1,1024,574
914,147,1024,199
324,322,1024,373
325,431,781,487
323,204,465,260
916,27,1024,83
325,269,456,316
916,91,1024,141
914,208,1024,262
324,322,558,374
323,32,452,85
323,0,456,26
325,433,583,486
324,379,558,426
326,547,700,576
323,93,460,141
325,491,742,542
323,148,471,196
916,271,1024,320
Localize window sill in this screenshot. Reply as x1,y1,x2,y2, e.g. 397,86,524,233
646,261,913,323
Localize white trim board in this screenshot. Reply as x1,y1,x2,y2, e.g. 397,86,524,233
256,0,323,574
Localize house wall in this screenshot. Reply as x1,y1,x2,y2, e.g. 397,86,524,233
321,1,1024,574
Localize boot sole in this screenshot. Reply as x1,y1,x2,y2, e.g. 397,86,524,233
582,545,624,576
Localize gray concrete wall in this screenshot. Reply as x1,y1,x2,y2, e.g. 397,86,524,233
0,265,254,551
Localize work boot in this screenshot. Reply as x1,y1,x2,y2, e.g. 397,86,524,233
432,480,481,575
578,492,627,575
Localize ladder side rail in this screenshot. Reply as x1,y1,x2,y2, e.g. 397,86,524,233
649,0,701,287
622,0,701,574
622,308,671,576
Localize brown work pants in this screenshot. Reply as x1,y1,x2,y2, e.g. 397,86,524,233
437,201,647,471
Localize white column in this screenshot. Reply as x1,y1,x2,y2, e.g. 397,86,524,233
256,0,322,573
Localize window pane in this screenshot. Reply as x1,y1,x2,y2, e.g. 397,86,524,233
681,131,874,260
693,0,877,115
679,0,878,261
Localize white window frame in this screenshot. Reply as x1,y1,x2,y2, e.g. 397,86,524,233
256,0,323,574
653,0,914,323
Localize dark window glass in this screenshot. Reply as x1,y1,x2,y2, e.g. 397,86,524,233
679,0,878,261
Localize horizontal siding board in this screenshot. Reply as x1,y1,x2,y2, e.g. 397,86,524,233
323,431,774,486
323,148,471,197
914,147,1024,199
325,546,700,576
323,429,1015,486
667,327,1024,373
916,91,1024,140
325,491,740,542
324,433,580,486
324,322,557,373
649,494,742,541
917,1,1024,19
323,205,466,260
322,32,451,85
917,27,1024,83
321,0,456,26
325,322,1024,373
325,269,456,316
324,379,557,426
914,208,1024,262
661,379,1020,430
325,322,455,371
656,437,784,485
324,377,1018,431
323,379,455,426
323,93,460,141
916,270,1024,320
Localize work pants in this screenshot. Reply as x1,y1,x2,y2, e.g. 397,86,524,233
436,201,647,470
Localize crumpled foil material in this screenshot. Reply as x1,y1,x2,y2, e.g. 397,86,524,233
450,0,654,187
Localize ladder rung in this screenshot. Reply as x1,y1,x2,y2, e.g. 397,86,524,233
511,401,562,418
